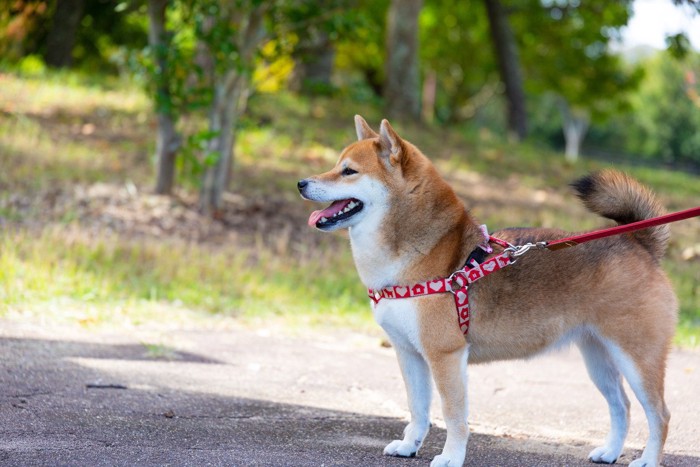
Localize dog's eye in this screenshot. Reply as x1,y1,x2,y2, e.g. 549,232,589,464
341,167,358,176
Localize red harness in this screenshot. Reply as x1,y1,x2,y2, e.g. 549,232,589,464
368,236,512,335
367,205,700,336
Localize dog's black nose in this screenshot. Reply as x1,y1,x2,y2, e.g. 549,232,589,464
297,179,308,192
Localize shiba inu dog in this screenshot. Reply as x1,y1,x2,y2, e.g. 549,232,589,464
297,116,677,467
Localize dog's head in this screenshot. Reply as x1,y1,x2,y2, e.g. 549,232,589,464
298,115,421,232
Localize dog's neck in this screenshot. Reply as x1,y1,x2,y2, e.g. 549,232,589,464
349,186,483,290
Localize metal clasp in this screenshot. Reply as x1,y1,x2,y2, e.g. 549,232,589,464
503,241,547,263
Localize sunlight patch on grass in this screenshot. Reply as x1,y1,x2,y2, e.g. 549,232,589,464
0,72,148,116
0,74,152,189
0,117,118,187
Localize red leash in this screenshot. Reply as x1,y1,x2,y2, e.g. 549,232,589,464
545,205,700,251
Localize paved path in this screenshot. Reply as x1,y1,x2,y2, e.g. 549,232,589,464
1,320,698,466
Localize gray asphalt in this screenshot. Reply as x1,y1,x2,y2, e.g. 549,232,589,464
1,320,698,466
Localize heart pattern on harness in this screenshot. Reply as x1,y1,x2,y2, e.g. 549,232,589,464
429,280,444,292
482,260,496,272
456,290,468,304
459,306,469,320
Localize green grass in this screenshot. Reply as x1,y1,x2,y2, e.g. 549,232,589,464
0,228,372,331
0,71,698,345
667,259,700,347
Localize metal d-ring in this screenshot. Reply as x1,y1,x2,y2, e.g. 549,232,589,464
448,271,468,293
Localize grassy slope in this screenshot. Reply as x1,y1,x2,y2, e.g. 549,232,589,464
1,72,698,344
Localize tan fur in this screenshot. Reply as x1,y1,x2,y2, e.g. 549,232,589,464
300,116,678,466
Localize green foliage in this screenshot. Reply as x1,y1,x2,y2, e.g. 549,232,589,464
269,0,365,46
333,0,389,96
518,1,640,118
0,0,148,72
339,0,639,128
188,1,247,76
420,0,495,123
573,49,700,170
268,0,374,96
75,1,149,73
0,0,53,63
136,2,208,117
16,53,47,75
174,129,222,188
666,32,692,60
615,51,700,166
137,0,366,194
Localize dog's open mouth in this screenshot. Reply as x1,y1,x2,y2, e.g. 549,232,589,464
308,198,364,229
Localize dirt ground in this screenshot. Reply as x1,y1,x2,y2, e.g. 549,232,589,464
1,319,698,467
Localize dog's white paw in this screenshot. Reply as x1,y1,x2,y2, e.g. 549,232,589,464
430,444,466,467
628,457,658,467
430,453,455,467
588,444,622,464
383,439,418,458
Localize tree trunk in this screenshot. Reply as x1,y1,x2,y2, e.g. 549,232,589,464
154,113,180,194
384,0,423,121
198,5,267,216
44,0,85,68
292,31,335,95
199,80,248,215
148,0,181,195
484,0,527,140
421,69,437,123
560,102,589,163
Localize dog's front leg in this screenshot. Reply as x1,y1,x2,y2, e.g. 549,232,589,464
384,345,432,458
426,345,469,467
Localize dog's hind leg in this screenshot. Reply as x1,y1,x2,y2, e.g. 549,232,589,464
383,346,432,458
601,337,671,467
578,334,630,464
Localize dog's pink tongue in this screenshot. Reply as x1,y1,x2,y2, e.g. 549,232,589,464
308,200,349,227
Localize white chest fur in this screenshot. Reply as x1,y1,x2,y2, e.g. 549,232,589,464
348,208,410,289
372,298,424,354
347,205,423,354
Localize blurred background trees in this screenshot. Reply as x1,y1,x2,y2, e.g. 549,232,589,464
1,0,698,212
384,0,423,121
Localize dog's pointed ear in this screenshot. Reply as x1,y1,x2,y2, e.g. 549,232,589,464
354,115,378,141
378,119,404,166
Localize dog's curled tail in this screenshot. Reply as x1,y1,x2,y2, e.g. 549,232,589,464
571,169,670,261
